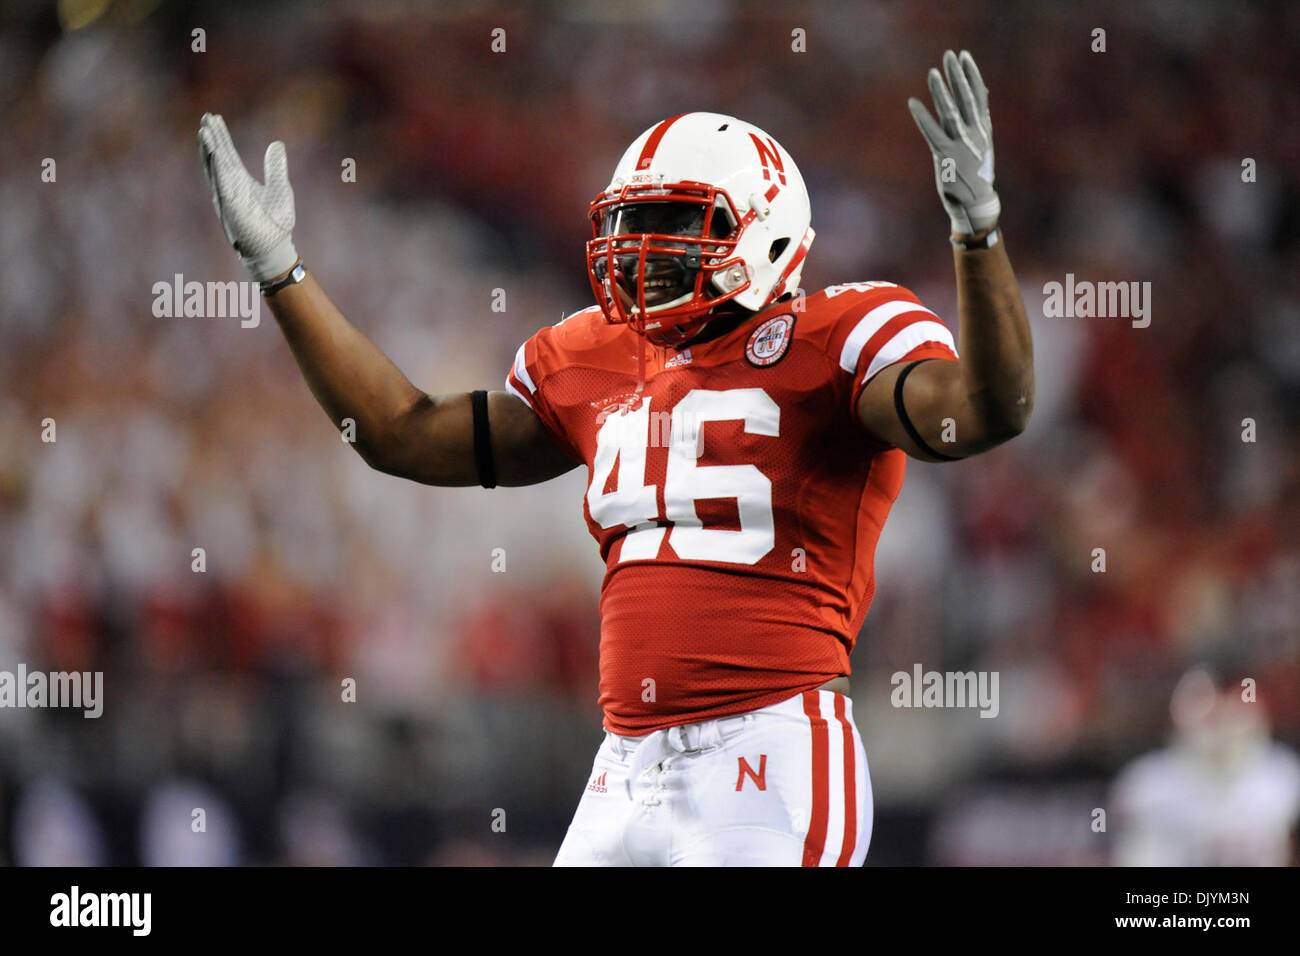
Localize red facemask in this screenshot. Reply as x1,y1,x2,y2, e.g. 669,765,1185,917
587,184,750,347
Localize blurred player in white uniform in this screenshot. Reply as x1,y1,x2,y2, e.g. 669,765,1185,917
1111,667,1300,866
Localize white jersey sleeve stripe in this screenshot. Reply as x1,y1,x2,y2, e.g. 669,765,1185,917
860,320,957,383
512,342,537,396
504,379,534,409
838,300,940,374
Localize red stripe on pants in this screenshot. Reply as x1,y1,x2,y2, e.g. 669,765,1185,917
834,694,857,866
801,691,830,866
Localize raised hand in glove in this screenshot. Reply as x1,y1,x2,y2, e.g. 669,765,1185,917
908,50,1000,237
198,113,298,281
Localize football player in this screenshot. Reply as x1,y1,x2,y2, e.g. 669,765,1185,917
1111,667,1300,866
198,49,1032,866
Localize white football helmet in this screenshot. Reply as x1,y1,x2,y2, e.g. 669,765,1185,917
587,112,815,347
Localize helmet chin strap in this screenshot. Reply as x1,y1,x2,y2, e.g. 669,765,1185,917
616,334,649,414
633,335,648,408
618,257,649,413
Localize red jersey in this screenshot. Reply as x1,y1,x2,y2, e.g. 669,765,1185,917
505,282,958,735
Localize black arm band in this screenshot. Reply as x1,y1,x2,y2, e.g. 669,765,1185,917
893,360,961,462
470,390,497,488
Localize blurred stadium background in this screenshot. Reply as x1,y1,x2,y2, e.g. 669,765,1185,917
0,0,1297,865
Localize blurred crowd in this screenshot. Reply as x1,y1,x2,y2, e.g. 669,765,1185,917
0,0,1297,865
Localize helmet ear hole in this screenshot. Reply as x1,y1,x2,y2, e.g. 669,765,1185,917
768,237,790,262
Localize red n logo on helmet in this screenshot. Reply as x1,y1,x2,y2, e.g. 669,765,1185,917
748,134,787,185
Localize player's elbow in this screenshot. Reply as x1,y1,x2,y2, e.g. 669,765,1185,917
983,386,1034,443
354,437,401,475
998,392,1034,439
351,403,425,479
962,384,1032,453
351,430,400,475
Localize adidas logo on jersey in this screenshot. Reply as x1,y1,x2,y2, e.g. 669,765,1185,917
587,771,608,793
665,348,693,368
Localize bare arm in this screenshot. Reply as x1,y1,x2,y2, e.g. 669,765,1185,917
266,269,579,486
858,49,1033,460
195,114,575,488
857,231,1033,459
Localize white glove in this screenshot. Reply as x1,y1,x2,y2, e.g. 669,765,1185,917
198,113,298,282
908,50,1001,236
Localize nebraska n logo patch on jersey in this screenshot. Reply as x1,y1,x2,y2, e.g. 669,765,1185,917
745,313,795,368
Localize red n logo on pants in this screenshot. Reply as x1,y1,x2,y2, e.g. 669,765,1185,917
736,755,768,791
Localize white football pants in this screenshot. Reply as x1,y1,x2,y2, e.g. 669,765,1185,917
554,689,871,866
